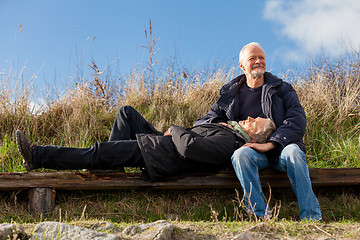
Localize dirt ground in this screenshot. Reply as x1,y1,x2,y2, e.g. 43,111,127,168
19,220,360,240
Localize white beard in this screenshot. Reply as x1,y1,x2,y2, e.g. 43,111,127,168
250,69,265,79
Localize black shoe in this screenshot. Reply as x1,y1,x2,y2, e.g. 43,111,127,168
16,130,34,171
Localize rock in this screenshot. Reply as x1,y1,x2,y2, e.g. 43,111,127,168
31,221,121,240
231,232,256,240
90,221,121,233
0,224,27,240
0,223,28,240
122,220,174,240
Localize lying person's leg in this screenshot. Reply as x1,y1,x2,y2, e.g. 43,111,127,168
16,130,144,171
109,105,162,141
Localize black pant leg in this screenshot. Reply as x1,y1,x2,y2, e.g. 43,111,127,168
33,140,144,170
108,105,162,141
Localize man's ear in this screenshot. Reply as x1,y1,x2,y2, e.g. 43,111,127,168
249,134,256,143
238,62,244,71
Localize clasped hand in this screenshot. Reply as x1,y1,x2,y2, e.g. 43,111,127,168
243,142,275,153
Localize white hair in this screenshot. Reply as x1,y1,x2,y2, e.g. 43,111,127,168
250,118,276,144
238,42,263,64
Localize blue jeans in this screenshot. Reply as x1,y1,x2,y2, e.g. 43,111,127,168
231,144,322,220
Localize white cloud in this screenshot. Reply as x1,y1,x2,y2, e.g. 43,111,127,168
264,0,360,61
30,98,47,115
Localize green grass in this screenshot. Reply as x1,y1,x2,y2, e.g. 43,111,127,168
306,129,360,168
0,134,22,172
1,187,360,224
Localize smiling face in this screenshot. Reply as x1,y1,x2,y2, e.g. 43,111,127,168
239,44,266,79
239,116,270,142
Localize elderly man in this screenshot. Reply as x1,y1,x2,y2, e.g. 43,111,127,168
16,105,275,182
194,42,322,220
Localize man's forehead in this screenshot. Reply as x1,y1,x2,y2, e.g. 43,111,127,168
245,47,265,56
253,118,267,131
256,117,268,125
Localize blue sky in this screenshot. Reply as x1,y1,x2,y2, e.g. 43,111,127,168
1,0,360,98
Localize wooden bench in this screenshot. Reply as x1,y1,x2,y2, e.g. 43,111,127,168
1,168,360,215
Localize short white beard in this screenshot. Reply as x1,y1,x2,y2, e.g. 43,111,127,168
250,69,265,79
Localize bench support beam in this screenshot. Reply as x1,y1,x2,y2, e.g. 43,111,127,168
28,187,56,216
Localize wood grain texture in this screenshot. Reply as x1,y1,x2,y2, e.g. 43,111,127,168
0,168,359,191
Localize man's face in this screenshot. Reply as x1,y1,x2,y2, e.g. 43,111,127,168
239,117,268,141
239,45,266,79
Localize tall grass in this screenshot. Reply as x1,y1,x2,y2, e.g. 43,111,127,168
120,68,230,131
0,58,232,171
292,52,360,167
1,49,360,171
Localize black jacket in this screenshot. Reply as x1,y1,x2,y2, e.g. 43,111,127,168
136,123,246,181
193,72,307,163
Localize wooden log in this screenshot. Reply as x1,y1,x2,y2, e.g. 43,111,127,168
309,168,360,187
0,168,359,191
28,187,56,216
1,168,359,216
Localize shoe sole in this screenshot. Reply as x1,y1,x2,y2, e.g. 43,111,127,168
16,130,33,172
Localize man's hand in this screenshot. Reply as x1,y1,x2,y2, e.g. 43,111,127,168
218,122,232,128
164,128,171,136
243,142,275,153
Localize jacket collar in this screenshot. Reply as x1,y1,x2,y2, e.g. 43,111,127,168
220,72,282,96
263,72,283,87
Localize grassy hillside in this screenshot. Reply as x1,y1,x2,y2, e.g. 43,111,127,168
0,53,360,171
1,53,360,227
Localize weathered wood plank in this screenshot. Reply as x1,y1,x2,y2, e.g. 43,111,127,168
309,168,360,187
28,188,56,216
0,168,359,191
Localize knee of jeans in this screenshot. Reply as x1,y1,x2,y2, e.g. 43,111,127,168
231,147,253,166
281,144,306,165
283,144,299,152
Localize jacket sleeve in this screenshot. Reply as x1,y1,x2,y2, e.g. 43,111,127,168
169,125,235,165
193,76,244,127
268,83,307,149
193,101,228,126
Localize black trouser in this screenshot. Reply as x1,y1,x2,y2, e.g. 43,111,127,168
33,106,161,170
